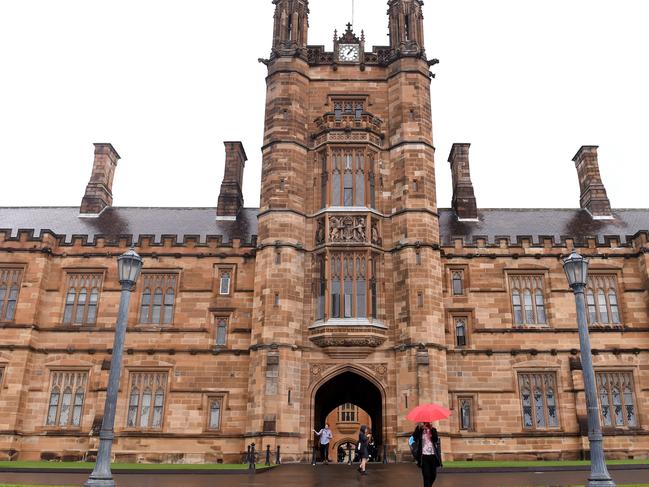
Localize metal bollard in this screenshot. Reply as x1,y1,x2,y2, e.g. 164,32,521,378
276,445,281,465
383,444,388,464
265,445,271,466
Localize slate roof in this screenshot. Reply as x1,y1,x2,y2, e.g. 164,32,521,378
438,209,649,246
0,207,259,246
1,207,649,247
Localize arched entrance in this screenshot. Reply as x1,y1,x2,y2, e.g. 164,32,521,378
313,369,384,447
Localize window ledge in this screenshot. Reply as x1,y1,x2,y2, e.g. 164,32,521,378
309,319,387,350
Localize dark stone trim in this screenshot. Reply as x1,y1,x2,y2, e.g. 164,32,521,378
266,66,431,84
260,139,310,152
244,431,301,438
387,140,436,152
473,327,634,334
447,347,647,356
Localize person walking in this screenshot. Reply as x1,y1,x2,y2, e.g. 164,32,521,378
357,425,371,475
412,422,442,487
313,423,333,464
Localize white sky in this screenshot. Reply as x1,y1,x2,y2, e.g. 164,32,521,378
0,0,647,210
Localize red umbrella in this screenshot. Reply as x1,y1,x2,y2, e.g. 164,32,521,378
406,403,451,423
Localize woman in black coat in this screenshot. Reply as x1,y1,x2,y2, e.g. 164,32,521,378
357,425,371,475
412,422,442,487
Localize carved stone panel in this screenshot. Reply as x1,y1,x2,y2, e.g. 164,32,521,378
329,215,366,243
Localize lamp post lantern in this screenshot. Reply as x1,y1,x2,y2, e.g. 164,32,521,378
85,248,143,487
562,251,616,487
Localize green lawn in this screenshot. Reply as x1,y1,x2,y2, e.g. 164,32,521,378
0,461,273,471
443,459,649,469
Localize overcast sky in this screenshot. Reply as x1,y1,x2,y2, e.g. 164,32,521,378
1,0,647,210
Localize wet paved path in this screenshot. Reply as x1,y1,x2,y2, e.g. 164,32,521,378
1,464,648,487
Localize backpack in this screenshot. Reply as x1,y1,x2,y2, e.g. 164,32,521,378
408,435,419,460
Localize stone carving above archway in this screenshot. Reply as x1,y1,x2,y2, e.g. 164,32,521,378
310,362,388,386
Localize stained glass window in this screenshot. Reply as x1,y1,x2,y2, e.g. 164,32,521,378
45,371,87,428
596,372,637,428
126,372,168,430
518,373,560,430
0,268,22,322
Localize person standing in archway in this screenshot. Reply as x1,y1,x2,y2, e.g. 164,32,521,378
357,424,371,475
313,423,333,464
412,422,442,487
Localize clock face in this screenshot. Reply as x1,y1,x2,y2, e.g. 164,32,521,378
339,44,360,62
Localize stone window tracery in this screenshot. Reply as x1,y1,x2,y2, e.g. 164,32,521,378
510,275,547,326
321,148,377,209
451,270,464,296
0,267,22,322
139,274,177,325
339,403,358,422
596,371,637,428
458,397,474,431
215,317,228,346
126,371,168,430
219,271,232,296
333,100,364,121
455,317,467,347
46,371,88,428
587,275,621,325
518,372,559,430
207,397,223,430
330,253,371,319
63,273,103,326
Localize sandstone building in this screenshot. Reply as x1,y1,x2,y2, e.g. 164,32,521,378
1,0,649,464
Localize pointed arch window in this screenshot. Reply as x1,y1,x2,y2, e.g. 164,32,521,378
324,147,376,209
509,275,547,326
126,372,168,430
215,317,228,346
45,371,87,428
315,255,326,321
451,271,464,296
596,372,637,428
139,274,178,325
331,253,375,320
458,397,474,431
208,397,223,430
63,274,102,326
454,317,468,347
587,275,621,325
518,373,560,430
219,271,232,296
0,267,22,322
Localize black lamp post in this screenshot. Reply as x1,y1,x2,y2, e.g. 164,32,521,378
85,248,143,487
562,251,616,487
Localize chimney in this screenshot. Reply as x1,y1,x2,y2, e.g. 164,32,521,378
448,143,478,220
217,141,247,220
80,143,120,216
572,146,612,219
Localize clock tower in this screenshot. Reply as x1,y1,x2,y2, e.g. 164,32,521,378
250,0,448,460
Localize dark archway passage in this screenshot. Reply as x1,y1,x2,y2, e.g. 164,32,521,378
313,371,383,445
